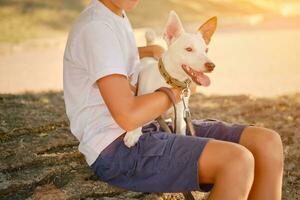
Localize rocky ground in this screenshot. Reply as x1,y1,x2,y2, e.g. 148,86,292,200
0,92,299,200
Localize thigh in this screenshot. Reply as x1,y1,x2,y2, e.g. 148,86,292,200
142,119,250,144
192,118,251,144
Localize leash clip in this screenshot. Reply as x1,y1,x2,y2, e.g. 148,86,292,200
180,80,191,118
180,79,191,98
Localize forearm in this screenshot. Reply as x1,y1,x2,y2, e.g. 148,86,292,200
138,46,153,59
120,88,181,131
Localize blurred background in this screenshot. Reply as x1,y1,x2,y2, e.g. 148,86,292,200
0,0,300,96
0,2,299,199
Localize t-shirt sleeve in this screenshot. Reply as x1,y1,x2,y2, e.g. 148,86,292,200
79,21,127,84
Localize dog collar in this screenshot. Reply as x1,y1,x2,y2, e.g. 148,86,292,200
158,58,191,89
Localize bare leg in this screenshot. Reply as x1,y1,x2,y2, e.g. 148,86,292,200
197,140,255,200
238,126,284,200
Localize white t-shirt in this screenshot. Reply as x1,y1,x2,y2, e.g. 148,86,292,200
63,0,140,166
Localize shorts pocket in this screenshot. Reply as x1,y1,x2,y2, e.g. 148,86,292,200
135,133,169,175
117,144,139,177
94,156,119,181
125,159,138,177
139,133,168,157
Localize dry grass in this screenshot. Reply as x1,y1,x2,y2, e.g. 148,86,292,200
0,91,299,199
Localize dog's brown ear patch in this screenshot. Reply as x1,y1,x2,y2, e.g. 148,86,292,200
198,16,217,45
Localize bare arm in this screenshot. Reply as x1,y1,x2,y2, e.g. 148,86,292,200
138,45,165,60
138,46,152,58
97,74,182,131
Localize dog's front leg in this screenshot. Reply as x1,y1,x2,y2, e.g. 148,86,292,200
124,127,143,148
175,101,186,135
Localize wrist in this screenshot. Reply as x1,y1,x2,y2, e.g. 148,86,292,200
170,87,182,103
154,87,181,105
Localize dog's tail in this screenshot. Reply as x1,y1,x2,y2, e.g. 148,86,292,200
145,29,156,46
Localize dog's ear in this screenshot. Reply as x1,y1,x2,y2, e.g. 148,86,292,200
163,10,184,46
198,16,217,45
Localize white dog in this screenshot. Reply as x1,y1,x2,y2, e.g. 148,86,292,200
124,11,217,148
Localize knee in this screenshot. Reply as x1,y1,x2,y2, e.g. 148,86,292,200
221,145,255,183
215,144,255,197
228,145,255,173
257,128,284,168
198,140,255,185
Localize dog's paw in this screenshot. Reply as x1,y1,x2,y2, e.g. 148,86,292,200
124,131,142,148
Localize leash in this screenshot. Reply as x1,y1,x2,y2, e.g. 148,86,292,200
157,58,195,136
134,58,196,135
154,86,196,200
180,85,196,136
155,86,196,136
155,87,178,133
134,59,196,200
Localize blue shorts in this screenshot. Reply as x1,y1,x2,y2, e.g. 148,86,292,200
90,119,249,193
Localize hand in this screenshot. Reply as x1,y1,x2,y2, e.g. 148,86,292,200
190,82,197,94
138,45,165,60
171,84,197,103
170,87,183,104
150,45,165,60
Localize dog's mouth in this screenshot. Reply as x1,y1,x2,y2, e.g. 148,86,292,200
181,64,211,87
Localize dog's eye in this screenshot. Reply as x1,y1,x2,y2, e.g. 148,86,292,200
185,47,193,52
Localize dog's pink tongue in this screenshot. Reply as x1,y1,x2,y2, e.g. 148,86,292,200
182,65,211,87
196,72,210,87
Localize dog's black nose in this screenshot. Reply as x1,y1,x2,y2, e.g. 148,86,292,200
205,62,215,71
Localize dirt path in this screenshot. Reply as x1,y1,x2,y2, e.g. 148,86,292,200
1,28,300,97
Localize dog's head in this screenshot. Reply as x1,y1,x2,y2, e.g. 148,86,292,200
162,11,217,87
